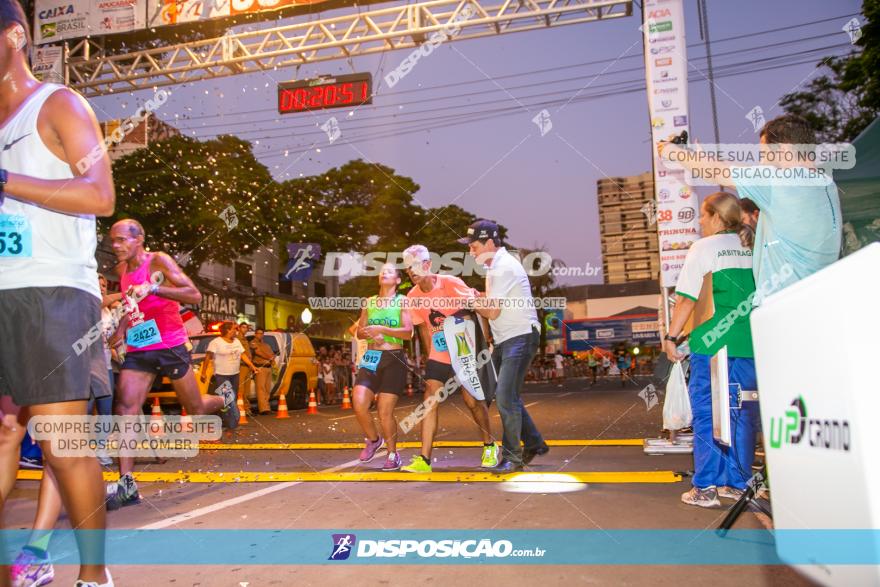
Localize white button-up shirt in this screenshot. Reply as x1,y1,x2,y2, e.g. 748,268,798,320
485,247,540,344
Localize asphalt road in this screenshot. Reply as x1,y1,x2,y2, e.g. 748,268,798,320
4,375,809,586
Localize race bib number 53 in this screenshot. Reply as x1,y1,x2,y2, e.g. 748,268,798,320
0,214,32,257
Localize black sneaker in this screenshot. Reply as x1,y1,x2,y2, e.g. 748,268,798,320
522,445,549,465
216,381,240,430
105,475,140,511
492,460,524,474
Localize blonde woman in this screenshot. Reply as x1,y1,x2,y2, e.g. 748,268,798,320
663,192,759,508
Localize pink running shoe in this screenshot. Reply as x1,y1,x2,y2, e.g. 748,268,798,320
358,437,385,462
11,549,54,587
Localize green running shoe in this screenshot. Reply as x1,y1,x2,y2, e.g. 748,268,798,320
480,444,500,468
401,454,432,473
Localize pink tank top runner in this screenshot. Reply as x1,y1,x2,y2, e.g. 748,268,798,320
121,253,189,352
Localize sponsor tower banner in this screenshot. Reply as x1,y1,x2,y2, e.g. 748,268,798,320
643,0,700,287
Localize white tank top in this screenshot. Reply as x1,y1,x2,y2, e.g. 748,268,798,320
0,83,100,299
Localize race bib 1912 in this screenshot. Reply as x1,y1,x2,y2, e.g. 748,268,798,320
0,214,32,257
359,349,382,372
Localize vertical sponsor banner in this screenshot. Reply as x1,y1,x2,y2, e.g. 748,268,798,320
643,0,699,287
31,45,63,83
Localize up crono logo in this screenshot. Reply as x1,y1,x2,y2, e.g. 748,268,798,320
769,396,851,452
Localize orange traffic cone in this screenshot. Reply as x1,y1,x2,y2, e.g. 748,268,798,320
307,389,319,415
237,397,249,426
150,397,164,436
276,393,290,419
407,383,413,397
341,386,352,410
180,406,193,433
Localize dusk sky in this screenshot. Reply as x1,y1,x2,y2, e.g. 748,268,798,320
90,0,862,285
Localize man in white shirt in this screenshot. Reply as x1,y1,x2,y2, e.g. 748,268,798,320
553,352,565,384
462,220,549,472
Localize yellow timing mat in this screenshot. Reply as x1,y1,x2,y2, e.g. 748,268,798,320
17,470,680,484
197,439,644,450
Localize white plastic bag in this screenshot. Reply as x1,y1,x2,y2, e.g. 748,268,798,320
663,361,692,431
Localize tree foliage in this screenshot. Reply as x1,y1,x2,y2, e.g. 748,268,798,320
105,134,318,271
780,1,879,142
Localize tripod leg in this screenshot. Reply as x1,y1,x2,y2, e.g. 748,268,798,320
716,485,756,536
716,467,769,536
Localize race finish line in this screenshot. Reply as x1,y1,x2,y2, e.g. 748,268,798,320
17,470,680,484
198,439,645,450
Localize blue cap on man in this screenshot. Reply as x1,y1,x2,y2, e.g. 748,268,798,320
457,219,500,244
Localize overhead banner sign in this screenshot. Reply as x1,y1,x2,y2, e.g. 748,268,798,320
34,0,337,43
146,0,333,28
33,0,146,44
91,0,146,35
147,0,230,27
643,0,699,288
563,314,660,352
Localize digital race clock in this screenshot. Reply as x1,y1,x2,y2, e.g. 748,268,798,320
277,73,373,114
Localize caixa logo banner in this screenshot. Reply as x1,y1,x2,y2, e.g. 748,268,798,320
769,396,851,452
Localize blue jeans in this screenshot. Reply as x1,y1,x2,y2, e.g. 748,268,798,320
491,328,546,466
689,353,760,490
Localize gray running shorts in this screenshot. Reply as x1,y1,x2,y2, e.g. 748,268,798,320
0,286,109,406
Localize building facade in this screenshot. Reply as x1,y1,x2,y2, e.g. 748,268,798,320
597,171,660,284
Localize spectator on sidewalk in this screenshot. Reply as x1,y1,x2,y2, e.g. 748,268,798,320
250,328,276,415
236,322,254,415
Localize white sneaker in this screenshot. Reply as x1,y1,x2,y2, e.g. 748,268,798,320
681,486,720,508
75,569,113,587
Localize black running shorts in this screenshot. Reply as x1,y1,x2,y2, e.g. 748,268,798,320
424,359,456,383
354,349,407,395
121,344,192,380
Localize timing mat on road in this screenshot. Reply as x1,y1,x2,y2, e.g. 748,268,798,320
197,439,644,450
17,470,680,484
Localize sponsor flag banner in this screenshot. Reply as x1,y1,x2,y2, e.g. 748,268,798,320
31,44,63,83
643,0,699,287
283,243,321,282
544,309,564,340
442,314,496,403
